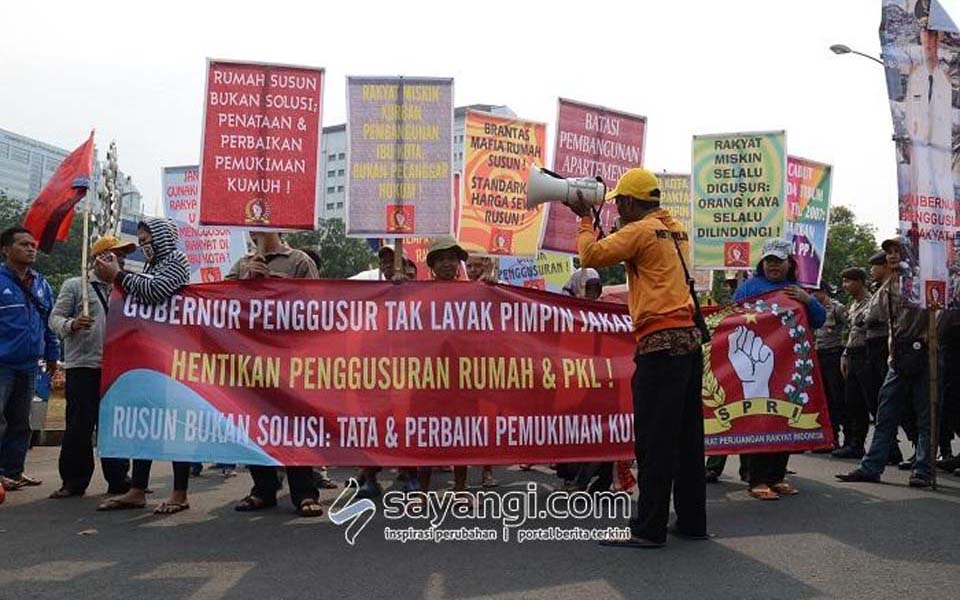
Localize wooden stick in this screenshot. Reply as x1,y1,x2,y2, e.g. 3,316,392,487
79,187,92,317
928,308,940,490
393,238,404,282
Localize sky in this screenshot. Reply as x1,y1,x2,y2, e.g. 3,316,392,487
5,0,957,239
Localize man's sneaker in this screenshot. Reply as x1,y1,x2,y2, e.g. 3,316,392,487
887,447,904,466
832,446,865,459
835,469,881,483
936,456,960,472
908,472,931,488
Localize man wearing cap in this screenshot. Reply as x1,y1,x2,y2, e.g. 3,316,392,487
48,236,135,498
838,236,932,487
568,168,706,548
814,281,849,452
835,268,872,459
417,237,471,497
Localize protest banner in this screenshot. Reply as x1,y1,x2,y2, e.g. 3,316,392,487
199,59,323,229
458,110,547,257
659,173,712,291
692,131,787,270
99,281,637,465
346,77,454,238
786,156,832,288
541,99,646,254
701,291,833,454
497,252,575,293
163,166,248,283
880,1,960,308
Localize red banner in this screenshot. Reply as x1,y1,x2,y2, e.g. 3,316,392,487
701,292,833,454
541,99,646,254
98,282,637,466
199,60,324,229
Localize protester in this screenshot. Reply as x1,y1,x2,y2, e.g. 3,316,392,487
813,281,848,451
229,231,324,516
837,237,933,487
734,239,825,501
0,227,59,492
835,267,872,459
94,218,191,513
936,287,960,474
48,235,136,498
417,237,471,497
464,254,499,489
558,268,613,493
568,168,705,548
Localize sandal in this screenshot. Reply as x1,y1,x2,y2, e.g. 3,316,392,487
748,486,780,501
49,487,85,499
234,495,277,512
154,501,190,515
96,497,147,511
17,474,42,487
770,482,799,496
298,498,324,518
0,476,25,491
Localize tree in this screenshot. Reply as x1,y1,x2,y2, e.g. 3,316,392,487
0,192,86,294
286,219,376,279
822,205,879,292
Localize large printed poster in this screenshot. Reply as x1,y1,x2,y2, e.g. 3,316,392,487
162,166,248,283
458,111,547,257
692,131,787,270
199,59,323,229
541,99,646,253
346,77,454,237
880,0,960,308
785,156,832,288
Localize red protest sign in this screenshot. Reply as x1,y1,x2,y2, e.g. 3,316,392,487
702,291,833,454
541,99,646,254
98,282,637,466
199,59,324,229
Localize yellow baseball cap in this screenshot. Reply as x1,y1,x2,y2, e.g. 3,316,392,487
605,168,661,201
91,235,136,257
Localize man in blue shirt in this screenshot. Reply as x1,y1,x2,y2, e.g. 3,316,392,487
0,227,60,492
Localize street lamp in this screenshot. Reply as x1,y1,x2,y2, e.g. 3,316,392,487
829,44,885,66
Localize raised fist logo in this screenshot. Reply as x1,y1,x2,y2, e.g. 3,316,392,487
728,325,774,399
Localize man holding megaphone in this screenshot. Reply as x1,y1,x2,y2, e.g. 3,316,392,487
559,167,707,549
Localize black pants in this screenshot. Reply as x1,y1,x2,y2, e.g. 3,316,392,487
843,349,871,450
574,462,613,492
58,368,130,493
747,452,790,487
630,349,705,543
249,466,318,509
132,460,190,492
819,349,845,445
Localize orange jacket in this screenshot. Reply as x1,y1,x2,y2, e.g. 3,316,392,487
578,209,694,342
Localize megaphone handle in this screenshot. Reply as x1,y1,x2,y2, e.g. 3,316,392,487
591,205,607,239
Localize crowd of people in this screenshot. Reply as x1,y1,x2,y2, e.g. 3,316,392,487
0,167,958,550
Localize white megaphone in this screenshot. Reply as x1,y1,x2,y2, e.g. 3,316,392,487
526,166,606,209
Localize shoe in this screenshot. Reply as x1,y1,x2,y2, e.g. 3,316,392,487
317,477,338,489
356,480,383,499
908,472,931,488
190,464,204,477
704,469,721,484
898,456,916,471
888,448,904,466
835,469,881,483
953,468,960,477
832,446,865,459
936,457,960,472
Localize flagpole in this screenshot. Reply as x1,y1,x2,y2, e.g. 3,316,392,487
79,186,92,317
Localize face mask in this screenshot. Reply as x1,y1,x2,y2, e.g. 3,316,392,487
141,242,155,262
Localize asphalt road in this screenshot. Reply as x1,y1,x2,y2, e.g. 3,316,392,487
1,445,959,600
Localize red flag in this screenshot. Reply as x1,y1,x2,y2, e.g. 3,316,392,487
23,131,95,253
